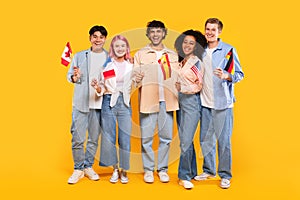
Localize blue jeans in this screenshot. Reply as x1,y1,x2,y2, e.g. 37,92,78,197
71,108,101,170
200,107,233,179
140,101,173,172
178,93,201,181
100,94,132,170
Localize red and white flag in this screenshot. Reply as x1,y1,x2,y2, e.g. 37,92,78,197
103,69,116,80
191,62,202,80
61,42,72,66
191,65,199,76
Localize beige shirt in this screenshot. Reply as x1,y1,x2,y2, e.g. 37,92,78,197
133,45,179,113
178,56,203,94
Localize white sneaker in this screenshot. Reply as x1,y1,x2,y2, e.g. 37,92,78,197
68,170,84,184
178,179,194,189
110,169,119,183
84,167,99,181
120,170,129,184
158,171,169,183
144,171,154,183
194,172,216,181
220,178,230,189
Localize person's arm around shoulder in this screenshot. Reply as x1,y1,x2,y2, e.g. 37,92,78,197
196,61,204,91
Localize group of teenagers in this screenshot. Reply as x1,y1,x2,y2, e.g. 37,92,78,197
66,18,244,189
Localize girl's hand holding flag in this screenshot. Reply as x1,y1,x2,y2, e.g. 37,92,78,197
91,78,101,93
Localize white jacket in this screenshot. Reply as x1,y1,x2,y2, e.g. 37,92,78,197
99,59,133,107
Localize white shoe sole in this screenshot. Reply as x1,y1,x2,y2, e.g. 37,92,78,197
68,173,84,184
144,173,154,183
194,174,216,181
144,179,154,183
178,180,194,189
220,184,230,189
110,178,119,183
85,175,99,181
120,179,129,184
160,180,169,183
84,169,100,181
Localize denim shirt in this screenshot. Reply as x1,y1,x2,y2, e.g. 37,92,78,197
202,39,244,110
67,48,108,113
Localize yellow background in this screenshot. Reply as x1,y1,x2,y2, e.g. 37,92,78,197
1,0,299,199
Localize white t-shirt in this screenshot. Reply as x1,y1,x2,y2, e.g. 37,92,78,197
115,60,126,91
201,47,216,108
155,50,165,102
89,51,106,109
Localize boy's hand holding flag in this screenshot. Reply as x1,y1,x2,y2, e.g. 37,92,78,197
214,48,234,81
158,53,171,80
224,48,234,75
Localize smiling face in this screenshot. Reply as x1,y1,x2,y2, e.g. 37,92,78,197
182,35,196,57
113,39,127,58
205,23,221,47
89,31,106,53
147,28,165,47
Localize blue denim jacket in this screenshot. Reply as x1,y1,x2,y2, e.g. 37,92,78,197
202,39,244,110
67,48,108,113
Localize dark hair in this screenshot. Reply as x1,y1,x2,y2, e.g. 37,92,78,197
146,20,167,37
205,18,223,31
89,25,108,37
174,29,207,62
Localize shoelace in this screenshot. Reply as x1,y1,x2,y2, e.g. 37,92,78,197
72,172,82,178
121,171,127,177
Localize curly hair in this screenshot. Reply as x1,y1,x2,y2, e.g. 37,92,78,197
146,20,167,38
174,29,207,62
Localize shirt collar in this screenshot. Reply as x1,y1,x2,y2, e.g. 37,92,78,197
144,44,172,54
216,38,224,51
205,38,224,52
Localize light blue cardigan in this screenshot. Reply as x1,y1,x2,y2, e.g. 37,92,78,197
67,48,108,113
202,39,244,110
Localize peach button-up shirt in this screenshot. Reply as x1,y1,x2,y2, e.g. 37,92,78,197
133,45,179,113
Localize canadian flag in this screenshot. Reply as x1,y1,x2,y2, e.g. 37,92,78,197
61,42,72,66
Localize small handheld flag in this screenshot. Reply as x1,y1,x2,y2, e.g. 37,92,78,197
61,42,72,67
103,69,116,80
158,53,171,80
224,48,234,75
191,61,200,76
